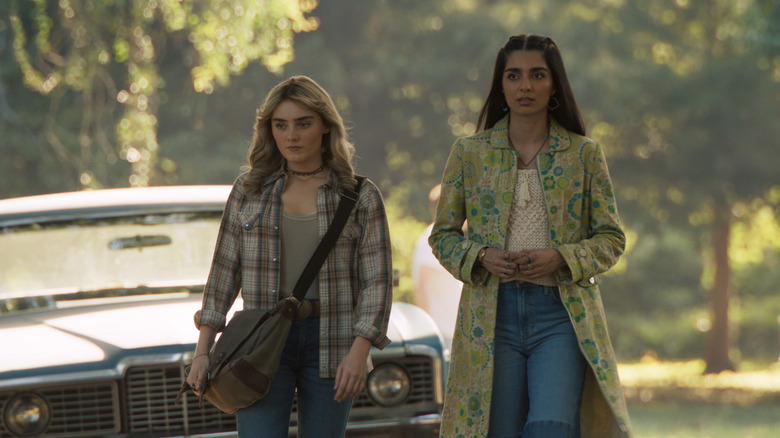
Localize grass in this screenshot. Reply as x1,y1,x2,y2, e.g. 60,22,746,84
628,401,780,438
619,358,780,437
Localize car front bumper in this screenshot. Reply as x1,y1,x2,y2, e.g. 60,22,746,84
181,413,442,438
342,412,441,437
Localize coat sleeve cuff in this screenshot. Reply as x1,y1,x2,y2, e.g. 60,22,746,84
354,322,391,350
461,243,491,286
193,309,227,332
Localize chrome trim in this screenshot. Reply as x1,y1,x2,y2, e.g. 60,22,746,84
0,369,120,391
367,345,406,359
148,433,237,438
288,413,441,435
404,344,446,404
118,352,188,370
0,353,188,391
345,413,443,430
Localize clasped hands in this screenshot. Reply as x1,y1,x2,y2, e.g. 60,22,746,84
480,247,565,280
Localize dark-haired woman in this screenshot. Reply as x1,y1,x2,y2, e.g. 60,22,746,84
430,35,632,437
187,75,393,437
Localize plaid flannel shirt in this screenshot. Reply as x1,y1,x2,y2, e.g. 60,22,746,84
195,166,393,377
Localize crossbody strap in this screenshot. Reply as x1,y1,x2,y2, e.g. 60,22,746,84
290,176,365,300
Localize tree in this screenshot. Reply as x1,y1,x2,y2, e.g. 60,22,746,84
606,0,780,373
2,0,317,192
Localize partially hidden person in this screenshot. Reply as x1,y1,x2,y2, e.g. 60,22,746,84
412,184,463,350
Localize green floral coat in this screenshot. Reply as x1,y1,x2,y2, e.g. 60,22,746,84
430,116,632,438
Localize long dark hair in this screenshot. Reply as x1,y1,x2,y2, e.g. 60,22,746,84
477,34,585,136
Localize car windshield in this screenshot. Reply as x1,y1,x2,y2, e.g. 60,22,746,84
0,211,221,313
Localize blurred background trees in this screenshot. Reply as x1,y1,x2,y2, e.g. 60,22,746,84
2,0,779,371
1,0,317,192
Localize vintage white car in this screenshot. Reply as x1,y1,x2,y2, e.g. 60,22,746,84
0,186,446,438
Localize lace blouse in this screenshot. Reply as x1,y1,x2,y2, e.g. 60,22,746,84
505,169,556,286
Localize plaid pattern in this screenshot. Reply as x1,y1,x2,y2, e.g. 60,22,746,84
195,166,393,377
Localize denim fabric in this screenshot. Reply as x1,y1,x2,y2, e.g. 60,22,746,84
487,282,586,438
236,318,353,438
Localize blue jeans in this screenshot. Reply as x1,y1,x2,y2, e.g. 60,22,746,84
236,318,353,438
487,282,586,438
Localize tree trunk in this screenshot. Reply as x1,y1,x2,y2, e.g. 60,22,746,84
704,195,736,373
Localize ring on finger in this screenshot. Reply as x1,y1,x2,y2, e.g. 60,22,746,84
528,263,533,270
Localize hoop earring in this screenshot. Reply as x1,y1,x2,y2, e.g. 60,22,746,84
547,96,560,111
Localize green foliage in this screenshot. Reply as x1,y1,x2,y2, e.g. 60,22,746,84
1,0,316,191
620,358,780,391
623,359,780,437
733,248,780,362
384,186,429,304
602,225,706,360
628,401,780,438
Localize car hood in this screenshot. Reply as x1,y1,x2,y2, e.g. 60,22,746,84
0,295,205,378
0,296,442,379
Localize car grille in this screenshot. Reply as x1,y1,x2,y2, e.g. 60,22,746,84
0,355,436,437
0,384,119,438
126,355,436,435
125,365,236,435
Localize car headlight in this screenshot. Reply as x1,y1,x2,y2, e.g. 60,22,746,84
3,393,51,436
366,363,411,406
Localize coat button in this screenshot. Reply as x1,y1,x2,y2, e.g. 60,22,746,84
244,223,251,230
589,277,595,284
578,248,587,257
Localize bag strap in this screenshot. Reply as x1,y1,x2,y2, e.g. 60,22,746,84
289,175,365,301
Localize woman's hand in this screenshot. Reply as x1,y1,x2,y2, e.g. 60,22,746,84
186,354,210,394
480,247,566,280
186,324,217,395
334,336,371,402
480,248,521,279
514,248,566,279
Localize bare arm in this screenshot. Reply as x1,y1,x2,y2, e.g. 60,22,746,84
333,336,372,402
186,325,218,394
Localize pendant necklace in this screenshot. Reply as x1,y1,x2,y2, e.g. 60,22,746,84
286,164,326,177
509,130,549,209
509,130,549,169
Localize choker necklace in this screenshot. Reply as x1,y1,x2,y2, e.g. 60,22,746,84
286,164,326,177
509,130,549,169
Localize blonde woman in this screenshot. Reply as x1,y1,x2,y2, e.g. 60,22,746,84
187,76,393,437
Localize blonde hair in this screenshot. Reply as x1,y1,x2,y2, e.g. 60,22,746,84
242,76,356,195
